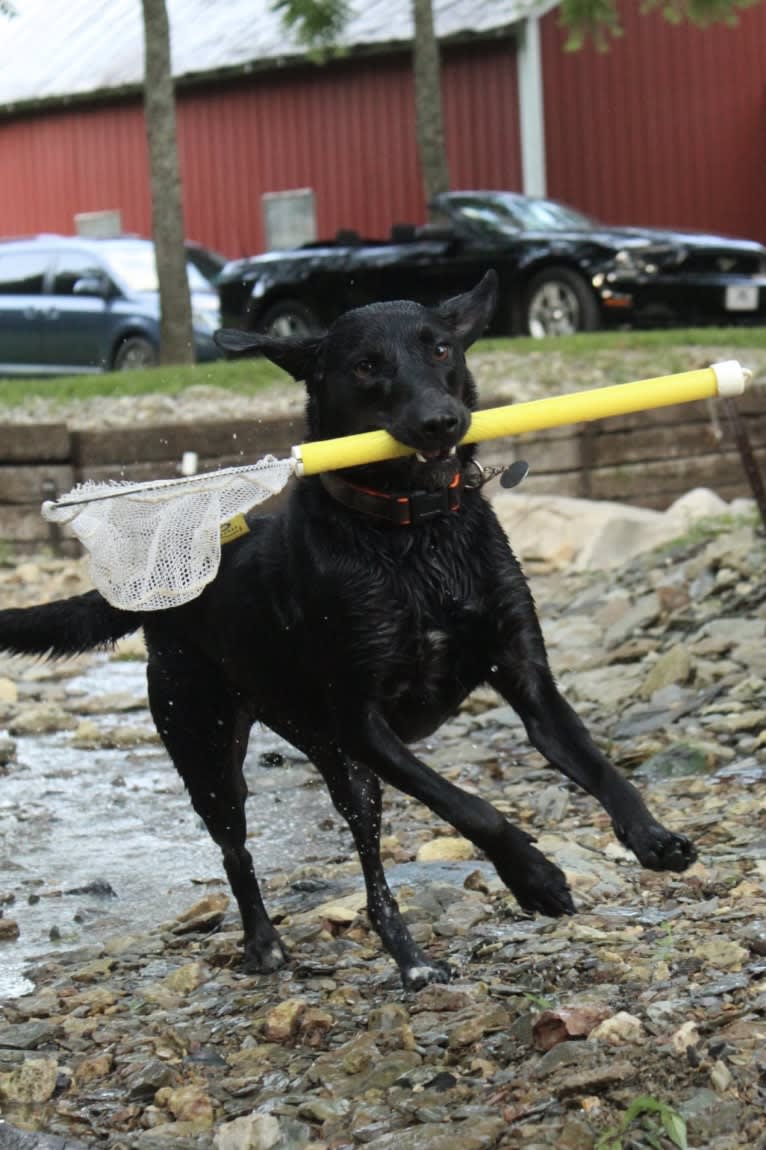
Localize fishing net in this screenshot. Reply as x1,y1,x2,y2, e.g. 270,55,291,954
43,457,295,612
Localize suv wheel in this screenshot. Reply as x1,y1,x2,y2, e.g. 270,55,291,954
113,335,158,371
256,300,321,338
523,267,601,338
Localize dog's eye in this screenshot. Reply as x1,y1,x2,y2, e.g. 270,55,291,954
434,343,451,362
354,359,375,379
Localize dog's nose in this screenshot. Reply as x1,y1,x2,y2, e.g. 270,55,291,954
420,412,460,440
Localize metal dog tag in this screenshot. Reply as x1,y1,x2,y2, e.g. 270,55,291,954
499,460,529,490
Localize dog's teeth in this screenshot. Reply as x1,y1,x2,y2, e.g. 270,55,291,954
449,446,457,456
416,452,427,463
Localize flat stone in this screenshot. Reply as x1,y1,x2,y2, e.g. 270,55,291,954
0,1021,60,1049
604,593,661,648
363,1118,505,1150
640,644,693,698
679,1089,741,1138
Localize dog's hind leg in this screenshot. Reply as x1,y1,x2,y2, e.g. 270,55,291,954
314,751,451,990
146,647,287,973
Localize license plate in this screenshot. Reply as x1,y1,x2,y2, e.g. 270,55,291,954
725,284,759,311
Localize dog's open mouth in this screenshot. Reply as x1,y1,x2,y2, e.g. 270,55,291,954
414,445,458,464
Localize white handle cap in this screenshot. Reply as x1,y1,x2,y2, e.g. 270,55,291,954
711,360,751,397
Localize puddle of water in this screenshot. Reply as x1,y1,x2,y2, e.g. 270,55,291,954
1,656,337,998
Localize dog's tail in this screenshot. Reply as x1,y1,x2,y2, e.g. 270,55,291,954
0,591,142,659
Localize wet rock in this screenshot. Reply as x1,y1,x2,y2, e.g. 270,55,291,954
710,1059,734,1093
362,1118,505,1150
0,1125,90,1149
124,1058,178,1100
635,742,714,779
171,893,229,934
416,837,475,863
433,898,490,936
159,961,210,995
640,643,693,698
213,1113,282,1150
156,1083,215,1126
0,677,18,704
589,1011,645,1045
0,1020,60,1049
73,1049,114,1084
264,998,307,1042
8,704,76,735
447,1005,510,1049
670,1020,700,1054
679,1088,741,1138
0,1056,58,1103
0,916,20,940
532,1006,611,1051
554,1059,636,1096
604,592,661,647
693,939,749,969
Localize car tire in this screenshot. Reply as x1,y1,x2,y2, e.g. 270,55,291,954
255,299,321,338
522,267,601,338
113,335,158,371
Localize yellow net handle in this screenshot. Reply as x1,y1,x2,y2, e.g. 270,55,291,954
293,360,750,477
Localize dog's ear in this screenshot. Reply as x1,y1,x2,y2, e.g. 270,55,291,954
437,270,498,348
214,329,321,382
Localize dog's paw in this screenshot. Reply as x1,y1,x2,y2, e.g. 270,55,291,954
402,959,453,992
243,934,289,974
616,821,697,873
497,847,576,918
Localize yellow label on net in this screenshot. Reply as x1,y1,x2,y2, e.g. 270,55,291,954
220,514,250,545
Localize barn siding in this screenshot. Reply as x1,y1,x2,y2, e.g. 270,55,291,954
0,39,521,258
541,0,766,243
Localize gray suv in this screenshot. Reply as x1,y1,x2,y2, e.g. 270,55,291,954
0,235,222,376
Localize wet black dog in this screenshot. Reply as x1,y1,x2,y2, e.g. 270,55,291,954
0,272,695,988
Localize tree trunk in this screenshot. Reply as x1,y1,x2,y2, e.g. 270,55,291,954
412,0,450,212
141,0,194,364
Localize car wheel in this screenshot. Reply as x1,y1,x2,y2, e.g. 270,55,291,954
523,267,601,338
113,335,158,371
256,300,321,338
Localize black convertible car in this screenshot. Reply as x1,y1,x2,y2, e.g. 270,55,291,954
218,190,766,338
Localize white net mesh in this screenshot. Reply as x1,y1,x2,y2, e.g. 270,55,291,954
43,457,295,612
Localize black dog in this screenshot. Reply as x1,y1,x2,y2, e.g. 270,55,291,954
0,272,695,989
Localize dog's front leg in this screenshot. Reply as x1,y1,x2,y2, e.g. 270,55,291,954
339,706,576,921
486,634,696,873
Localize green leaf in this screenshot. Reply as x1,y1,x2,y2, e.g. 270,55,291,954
662,1109,688,1150
624,1095,664,1120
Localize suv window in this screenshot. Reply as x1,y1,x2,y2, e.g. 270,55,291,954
51,251,108,295
0,250,48,294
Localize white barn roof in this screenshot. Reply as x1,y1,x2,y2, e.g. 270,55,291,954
0,0,546,111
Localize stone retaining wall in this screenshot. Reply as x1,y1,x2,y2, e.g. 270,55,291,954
1,392,763,549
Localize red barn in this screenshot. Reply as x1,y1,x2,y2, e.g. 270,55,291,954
1,0,765,258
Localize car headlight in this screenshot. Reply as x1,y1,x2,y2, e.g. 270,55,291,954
192,307,221,334
611,245,686,277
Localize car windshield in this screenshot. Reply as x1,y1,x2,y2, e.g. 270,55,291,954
101,242,211,293
448,194,594,236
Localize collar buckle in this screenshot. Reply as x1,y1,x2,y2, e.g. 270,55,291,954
400,481,460,526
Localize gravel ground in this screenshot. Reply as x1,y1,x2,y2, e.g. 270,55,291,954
0,510,764,1150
